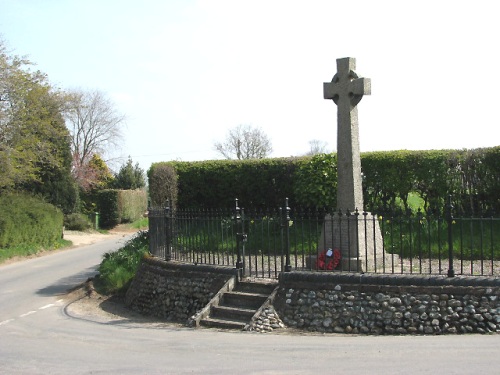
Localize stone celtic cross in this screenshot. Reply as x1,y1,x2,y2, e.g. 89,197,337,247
324,57,371,212
320,57,380,271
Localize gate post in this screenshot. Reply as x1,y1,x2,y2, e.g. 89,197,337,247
446,195,455,277
165,200,172,261
283,198,292,272
235,199,246,273
148,202,154,256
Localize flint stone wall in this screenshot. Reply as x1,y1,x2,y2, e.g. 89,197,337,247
125,258,500,335
125,257,236,321
275,272,500,335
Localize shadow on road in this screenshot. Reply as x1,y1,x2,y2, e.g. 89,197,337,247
98,296,180,326
63,289,188,331
36,265,100,296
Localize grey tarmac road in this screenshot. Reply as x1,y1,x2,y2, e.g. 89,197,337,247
1,234,500,374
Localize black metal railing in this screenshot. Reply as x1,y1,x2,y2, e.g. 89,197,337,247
148,206,168,260
148,198,500,279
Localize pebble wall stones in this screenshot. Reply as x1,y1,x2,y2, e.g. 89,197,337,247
278,286,500,335
125,260,231,322
126,258,500,336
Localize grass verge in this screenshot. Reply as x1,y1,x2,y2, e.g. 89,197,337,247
0,238,71,264
129,217,148,230
93,230,149,295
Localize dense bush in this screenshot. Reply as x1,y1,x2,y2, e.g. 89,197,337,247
147,163,178,208
64,213,92,231
0,193,63,248
96,189,119,229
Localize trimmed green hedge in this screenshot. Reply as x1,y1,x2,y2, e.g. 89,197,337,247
152,158,306,209
293,153,337,208
117,189,148,223
363,148,500,214
147,163,178,207
97,190,119,229
97,189,148,228
148,147,500,214
0,193,63,249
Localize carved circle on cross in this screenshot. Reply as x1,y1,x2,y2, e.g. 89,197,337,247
331,70,360,106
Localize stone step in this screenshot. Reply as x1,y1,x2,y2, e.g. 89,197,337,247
235,281,277,295
199,317,246,330
221,291,268,310
210,305,256,322
197,280,276,330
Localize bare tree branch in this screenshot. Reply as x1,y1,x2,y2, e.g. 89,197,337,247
64,89,125,188
214,124,272,160
305,139,330,156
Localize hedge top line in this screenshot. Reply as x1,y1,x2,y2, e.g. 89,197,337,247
150,147,500,167
147,147,500,213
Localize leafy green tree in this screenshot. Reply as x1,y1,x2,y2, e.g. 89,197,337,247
0,39,77,212
113,157,145,190
77,154,114,214
74,153,114,192
0,39,39,189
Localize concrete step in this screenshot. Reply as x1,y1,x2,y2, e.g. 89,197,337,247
197,280,277,330
199,317,246,330
210,305,256,322
221,291,268,310
235,281,277,295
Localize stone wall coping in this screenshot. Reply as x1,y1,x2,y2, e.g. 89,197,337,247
143,257,240,277
279,271,500,288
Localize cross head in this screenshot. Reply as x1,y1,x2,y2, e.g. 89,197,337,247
323,57,371,107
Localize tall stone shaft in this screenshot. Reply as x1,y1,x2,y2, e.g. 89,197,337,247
324,57,371,212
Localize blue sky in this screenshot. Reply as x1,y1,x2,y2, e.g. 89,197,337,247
1,0,499,171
